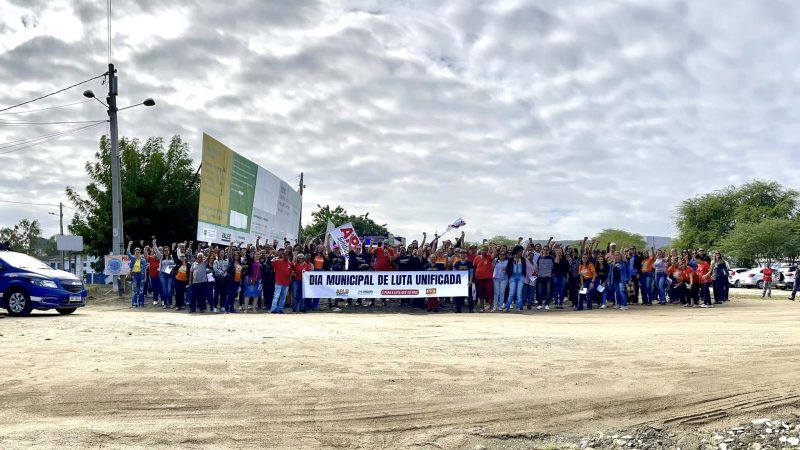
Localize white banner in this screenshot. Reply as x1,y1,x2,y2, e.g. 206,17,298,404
103,255,131,276
303,271,469,299
329,222,362,252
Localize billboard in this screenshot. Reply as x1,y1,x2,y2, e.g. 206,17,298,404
196,133,301,245
56,235,84,251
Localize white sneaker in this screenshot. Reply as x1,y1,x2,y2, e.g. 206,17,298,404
700,304,708,308
621,306,629,310
544,305,550,311
536,305,542,310
213,307,218,313
153,300,157,305
600,304,607,309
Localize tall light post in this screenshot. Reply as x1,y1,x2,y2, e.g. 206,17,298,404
84,63,155,295
47,202,64,270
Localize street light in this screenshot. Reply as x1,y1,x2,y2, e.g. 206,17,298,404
84,64,156,296
47,203,64,270
84,90,155,111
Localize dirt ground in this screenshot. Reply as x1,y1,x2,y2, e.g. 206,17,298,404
1,288,799,449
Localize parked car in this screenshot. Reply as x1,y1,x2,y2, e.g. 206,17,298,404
739,266,783,289
0,250,87,316
778,265,797,290
728,268,750,287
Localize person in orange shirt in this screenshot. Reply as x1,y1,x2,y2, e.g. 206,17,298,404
472,246,495,311
577,253,596,311
696,257,713,307
668,260,684,304
639,249,654,305
682,262,698,307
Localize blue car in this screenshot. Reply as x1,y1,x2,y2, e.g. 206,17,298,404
0,251,87,316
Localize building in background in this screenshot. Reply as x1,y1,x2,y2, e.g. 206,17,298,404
47,255,99,274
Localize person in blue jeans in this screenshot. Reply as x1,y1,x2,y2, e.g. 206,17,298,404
607,251,631,310
536,247,554,310
126,241,147,308
492,251,509,311
505,248,526,311
158,245,175,308
551,248,568,309
188,253,209,313
270,249,292,314
653,250,667,305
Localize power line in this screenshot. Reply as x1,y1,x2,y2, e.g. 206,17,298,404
0,122,105,156
0,73,107,114
0,127,85,149
0,119,106,126
0,199,75,209
0,100,92,116
0,124,107,150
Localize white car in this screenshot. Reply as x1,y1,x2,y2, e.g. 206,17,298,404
739,266,782,289
778,265,797,290
728,268,750,287
738,267,766,289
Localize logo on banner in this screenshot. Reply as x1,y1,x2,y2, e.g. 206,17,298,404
426,288,437,295
336,289,350,296
107,259,122,274
381,289,420,296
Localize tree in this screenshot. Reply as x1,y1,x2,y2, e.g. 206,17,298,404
301,205,389,244
66,135,200,263
675,180,799,250
593,228,647,251
485,236,518,248
0,219,44,256
720,218,800,266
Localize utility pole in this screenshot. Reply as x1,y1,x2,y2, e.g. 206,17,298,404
107,63,124,296
297,172,305,243
84,63,154,294
59,202,64,270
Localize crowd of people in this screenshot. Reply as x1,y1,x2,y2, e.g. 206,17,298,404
123,231,737,314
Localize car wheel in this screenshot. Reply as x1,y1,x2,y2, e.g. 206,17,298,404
756,281,764,290
5,289,33,317
56,308,77,315
734,280,741,288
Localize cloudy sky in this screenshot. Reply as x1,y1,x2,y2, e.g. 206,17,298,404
1,0,798,244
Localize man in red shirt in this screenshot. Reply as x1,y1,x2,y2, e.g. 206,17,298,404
146,244,162,306
371,242,396,307
373,242,395,271
291,254,313,313
270,249,292,314
473,246,495,312
762,266,774,298
696,259,713,307
466,245,479,264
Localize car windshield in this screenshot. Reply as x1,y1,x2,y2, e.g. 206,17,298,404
0,252,52,270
